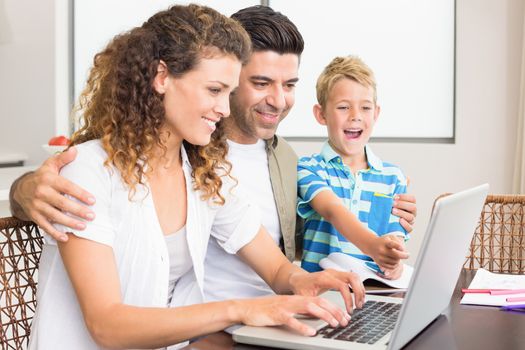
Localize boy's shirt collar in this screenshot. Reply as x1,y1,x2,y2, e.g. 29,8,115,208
320,141,340,163
365,145,384,171
320,141,384,172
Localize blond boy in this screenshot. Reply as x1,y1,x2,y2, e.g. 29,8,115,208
298,56,409,278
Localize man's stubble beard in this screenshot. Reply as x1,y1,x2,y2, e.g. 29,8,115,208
228,96,259,141
228,96,285,141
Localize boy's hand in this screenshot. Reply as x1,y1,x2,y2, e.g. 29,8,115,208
366,236,409,271
379,262,404,280
377,237,405,279
393,194,417,233
390,235,406,247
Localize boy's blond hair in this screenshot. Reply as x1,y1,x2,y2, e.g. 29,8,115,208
316,55,377,107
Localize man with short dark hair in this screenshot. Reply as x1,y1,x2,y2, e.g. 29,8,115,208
203,6,306,302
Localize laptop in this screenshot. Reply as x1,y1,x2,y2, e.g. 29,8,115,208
233,184,489,350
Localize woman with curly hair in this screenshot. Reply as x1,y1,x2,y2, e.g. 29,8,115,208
29,4,364,349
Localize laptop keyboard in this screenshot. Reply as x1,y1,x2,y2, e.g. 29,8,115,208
318,300,401,344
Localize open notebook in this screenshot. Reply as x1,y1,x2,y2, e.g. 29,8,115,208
460,268,525,306
319,252,413,290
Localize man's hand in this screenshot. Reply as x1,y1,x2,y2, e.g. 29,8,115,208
288,269,366,313
10,147,95,241
393,194,417,233
366,236,409,272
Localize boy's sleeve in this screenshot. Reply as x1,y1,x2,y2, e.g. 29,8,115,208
296,157,332,219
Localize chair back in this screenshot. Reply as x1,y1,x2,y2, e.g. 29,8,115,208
464,195,525,274
0,217,43,349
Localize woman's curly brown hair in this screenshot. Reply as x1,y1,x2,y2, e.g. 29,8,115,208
70,4,251,204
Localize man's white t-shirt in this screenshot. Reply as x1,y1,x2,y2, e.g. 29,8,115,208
203,139,281,300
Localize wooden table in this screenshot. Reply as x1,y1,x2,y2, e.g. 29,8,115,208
182,270,525,350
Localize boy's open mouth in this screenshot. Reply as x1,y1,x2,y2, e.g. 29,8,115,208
344,128,363,139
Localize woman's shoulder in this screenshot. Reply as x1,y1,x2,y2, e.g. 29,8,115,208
60,140,113,181
72,139,107,162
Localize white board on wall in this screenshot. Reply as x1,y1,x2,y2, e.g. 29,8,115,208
73,0,455,140
73,0,259,104
271,0,455,139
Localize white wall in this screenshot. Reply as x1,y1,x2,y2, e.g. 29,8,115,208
273,0,456,139
289,0,525,264
0,0,55,165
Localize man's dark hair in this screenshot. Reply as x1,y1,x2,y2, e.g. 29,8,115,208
231,5,304,56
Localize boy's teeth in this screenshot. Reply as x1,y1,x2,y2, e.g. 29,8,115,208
344,129,363,138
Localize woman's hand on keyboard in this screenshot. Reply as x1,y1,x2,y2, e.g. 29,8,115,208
234,295,351,336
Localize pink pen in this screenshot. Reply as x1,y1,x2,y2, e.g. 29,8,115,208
506,296,525,303
490,289,525,295
461,289,492,294
461,289,511,294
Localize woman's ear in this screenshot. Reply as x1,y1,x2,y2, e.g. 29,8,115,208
313,104,327,126
152,60,169,94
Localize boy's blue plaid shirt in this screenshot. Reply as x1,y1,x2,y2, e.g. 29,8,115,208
297,142,408,272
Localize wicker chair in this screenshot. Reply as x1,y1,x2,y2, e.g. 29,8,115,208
463,195,525,274
0,217,43,349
